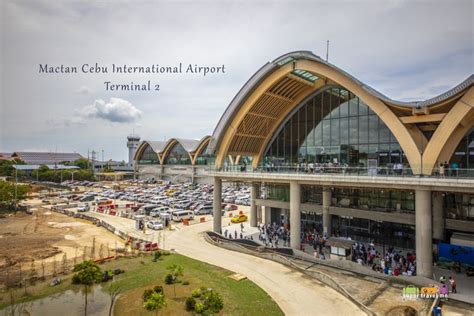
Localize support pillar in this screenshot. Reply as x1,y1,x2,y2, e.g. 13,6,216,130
322,188,332,237
290,181,301,250
256,205,262,224
432,193,444,240
264,206,271,224
415,189,433,278
213,177,222,233
250,183,258,227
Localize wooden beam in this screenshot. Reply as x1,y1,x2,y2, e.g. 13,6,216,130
246,111,278,120
286,73,315,87
235,133,267,139
264,91,294,103
399,113,447,124
418,125,438,132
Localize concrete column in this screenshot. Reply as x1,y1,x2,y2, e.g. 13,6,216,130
264,206,271,224
290,181,301,250
213,177,222,233
256,205,262,224
322,188,332,236
250,183,258,227
415,189,433,278
432,193,444,240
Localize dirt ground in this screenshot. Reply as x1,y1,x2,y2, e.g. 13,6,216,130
0,201,124,287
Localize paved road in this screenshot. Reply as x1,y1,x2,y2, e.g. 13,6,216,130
166,220,365,316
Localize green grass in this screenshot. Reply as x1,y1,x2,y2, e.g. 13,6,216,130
1,254,284,316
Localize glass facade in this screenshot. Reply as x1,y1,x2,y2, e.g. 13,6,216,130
333,188,415,213
331,216,415,249
195,143,211,165
138,144,159,164
263,87,407,169
445,193,474,221
449,127,474,170
164,142,191,165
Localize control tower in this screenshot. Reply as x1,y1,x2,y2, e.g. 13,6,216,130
127,134,140,166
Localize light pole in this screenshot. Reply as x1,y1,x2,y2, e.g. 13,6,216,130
68,170,79,181
14,163,18,209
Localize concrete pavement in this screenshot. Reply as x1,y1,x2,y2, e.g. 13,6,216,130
166,219,365,316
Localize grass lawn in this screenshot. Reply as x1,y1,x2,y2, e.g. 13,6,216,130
111,253,283,315
1,253,284,316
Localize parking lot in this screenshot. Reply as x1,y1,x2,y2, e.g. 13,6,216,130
41,179,251,242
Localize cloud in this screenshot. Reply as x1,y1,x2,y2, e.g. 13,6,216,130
76,85,94,95
77,97,142,123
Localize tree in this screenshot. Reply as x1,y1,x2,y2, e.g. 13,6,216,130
72,260,103,316
166,264,184,297
143,292,166,315
74,158,90,170
0,181,30,210
107,283,122,316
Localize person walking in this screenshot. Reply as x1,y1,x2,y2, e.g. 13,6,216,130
449,276,457,293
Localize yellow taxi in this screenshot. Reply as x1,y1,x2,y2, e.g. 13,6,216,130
231,214,248,223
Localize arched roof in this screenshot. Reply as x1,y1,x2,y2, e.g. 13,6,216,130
209,51,474,174
133,140,167,162
135,136,211,165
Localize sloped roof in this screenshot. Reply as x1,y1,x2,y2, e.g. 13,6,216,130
11,152,84,165
142,141,168,153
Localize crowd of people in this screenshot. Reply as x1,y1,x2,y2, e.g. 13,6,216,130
256,222,291,247
350,242,417,276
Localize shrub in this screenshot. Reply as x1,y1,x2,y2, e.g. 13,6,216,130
153,251,162,261
185,297,196,311
203,289,224,313
143,293,166,312
153,285,164,294
182,280,190,285
142,289,154,302
191,288,202,298
194,302,205,314
164,274,174,284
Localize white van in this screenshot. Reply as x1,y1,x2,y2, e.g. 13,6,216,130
172,210,194,222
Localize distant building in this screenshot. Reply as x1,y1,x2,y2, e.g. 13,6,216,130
10,152,84,165
127,134,140,166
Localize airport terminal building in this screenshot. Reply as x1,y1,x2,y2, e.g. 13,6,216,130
136,51,474,278
134,136,212,183
207,51,474,278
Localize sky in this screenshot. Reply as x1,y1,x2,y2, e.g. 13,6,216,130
1,0,472,161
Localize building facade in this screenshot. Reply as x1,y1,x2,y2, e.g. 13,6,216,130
207,51,474,279
134,136,212,183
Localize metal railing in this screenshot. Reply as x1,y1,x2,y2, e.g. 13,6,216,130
211,164,474,179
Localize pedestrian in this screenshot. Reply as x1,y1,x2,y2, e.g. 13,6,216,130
234,230,237,239
240,222,244,233
449,276,457,293
439,275,446,284
240,232,243,239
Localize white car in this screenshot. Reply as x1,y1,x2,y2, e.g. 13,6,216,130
147,220,164,230
77,204,90,212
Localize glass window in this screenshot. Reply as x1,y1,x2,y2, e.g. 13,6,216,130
322,120,331,146
138,144,159,164
369,115,379,143
263,88,404,169
340,117,349,144
165,142,191,165
359,115,368,144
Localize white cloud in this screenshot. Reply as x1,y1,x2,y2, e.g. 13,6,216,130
77,97,142,123
76,86,94,95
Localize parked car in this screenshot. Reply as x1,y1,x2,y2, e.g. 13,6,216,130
194,206,213,215
172,210,194,222
231,214,248,223
147,220,164,230
77,204,90,212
